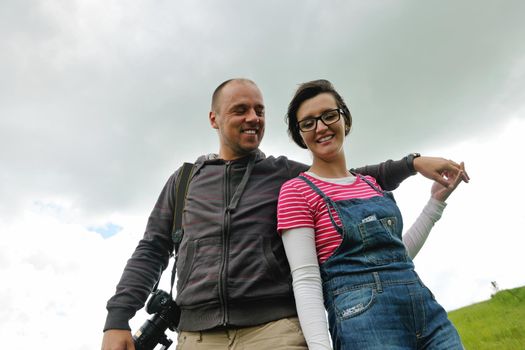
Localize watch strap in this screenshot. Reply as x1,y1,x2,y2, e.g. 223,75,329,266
406,152,421,174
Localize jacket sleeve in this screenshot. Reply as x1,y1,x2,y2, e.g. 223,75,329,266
103,171,179,331
285,158,309,178
352,156,415,191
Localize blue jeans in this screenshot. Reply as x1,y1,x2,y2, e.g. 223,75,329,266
323,270,463,350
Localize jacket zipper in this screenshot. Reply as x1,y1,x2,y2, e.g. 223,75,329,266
219,161,231,326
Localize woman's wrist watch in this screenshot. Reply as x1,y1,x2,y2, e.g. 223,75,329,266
406,152,421,174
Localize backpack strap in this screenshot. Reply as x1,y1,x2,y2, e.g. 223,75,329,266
171,162,195,252
169,162,195,296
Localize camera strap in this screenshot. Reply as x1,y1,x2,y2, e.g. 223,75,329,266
168,162,196,297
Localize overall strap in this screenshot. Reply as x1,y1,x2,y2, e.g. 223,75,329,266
298,175,343,234
355,173,384,195
298,175,331,201
169,162,195,297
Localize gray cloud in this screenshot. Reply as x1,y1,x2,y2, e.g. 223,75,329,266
1,0,524,219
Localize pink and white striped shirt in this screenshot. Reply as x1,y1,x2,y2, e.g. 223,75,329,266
277,172,383,263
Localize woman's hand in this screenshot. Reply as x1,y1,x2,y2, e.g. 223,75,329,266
414,156,470,188
430,162,466,202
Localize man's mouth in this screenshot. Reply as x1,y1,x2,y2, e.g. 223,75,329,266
242,128,258,135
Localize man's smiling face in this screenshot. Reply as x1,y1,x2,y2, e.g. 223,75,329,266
210,80,265,160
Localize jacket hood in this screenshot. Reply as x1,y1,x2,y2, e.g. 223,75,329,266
194,149,267,165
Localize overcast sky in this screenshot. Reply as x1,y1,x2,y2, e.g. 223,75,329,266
1,1,524,349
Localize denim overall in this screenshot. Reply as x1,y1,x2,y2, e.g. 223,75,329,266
299,175,463,350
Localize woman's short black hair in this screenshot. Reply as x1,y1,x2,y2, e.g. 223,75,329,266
286,79,352,149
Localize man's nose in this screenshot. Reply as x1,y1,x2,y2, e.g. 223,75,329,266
245,110,260,123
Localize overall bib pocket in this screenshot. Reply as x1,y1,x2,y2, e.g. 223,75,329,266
357,216,407,265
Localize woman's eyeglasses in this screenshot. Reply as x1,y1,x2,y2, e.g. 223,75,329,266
297,108,343,132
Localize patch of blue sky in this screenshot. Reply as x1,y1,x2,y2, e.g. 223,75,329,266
33,200,65,216
88,222,123,239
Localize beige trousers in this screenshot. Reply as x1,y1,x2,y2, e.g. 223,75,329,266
176,317,307,350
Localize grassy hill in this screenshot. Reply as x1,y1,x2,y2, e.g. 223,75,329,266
447,286,525,349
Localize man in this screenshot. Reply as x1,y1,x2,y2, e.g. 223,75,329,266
102,78,467,350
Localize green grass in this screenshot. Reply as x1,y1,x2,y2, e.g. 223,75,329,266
448,286,525,349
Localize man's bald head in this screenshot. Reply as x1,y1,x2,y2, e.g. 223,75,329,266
211,78,258,113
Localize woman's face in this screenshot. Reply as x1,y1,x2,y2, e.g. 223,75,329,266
297,93,347,161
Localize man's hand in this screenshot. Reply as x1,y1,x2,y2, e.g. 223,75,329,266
101,329,135,350
431,162,466,202
414,156,470,188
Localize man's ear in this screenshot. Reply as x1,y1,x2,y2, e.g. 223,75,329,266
209,111,219,129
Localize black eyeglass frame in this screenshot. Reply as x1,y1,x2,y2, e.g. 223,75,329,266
297,108,344,132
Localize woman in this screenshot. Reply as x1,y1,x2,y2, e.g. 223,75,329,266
277,80,465,349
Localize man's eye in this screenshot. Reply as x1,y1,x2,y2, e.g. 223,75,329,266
256,109,265,117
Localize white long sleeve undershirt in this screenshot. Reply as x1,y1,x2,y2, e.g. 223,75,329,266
281,174,446,350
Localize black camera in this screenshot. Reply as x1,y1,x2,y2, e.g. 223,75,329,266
133,289,181,350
